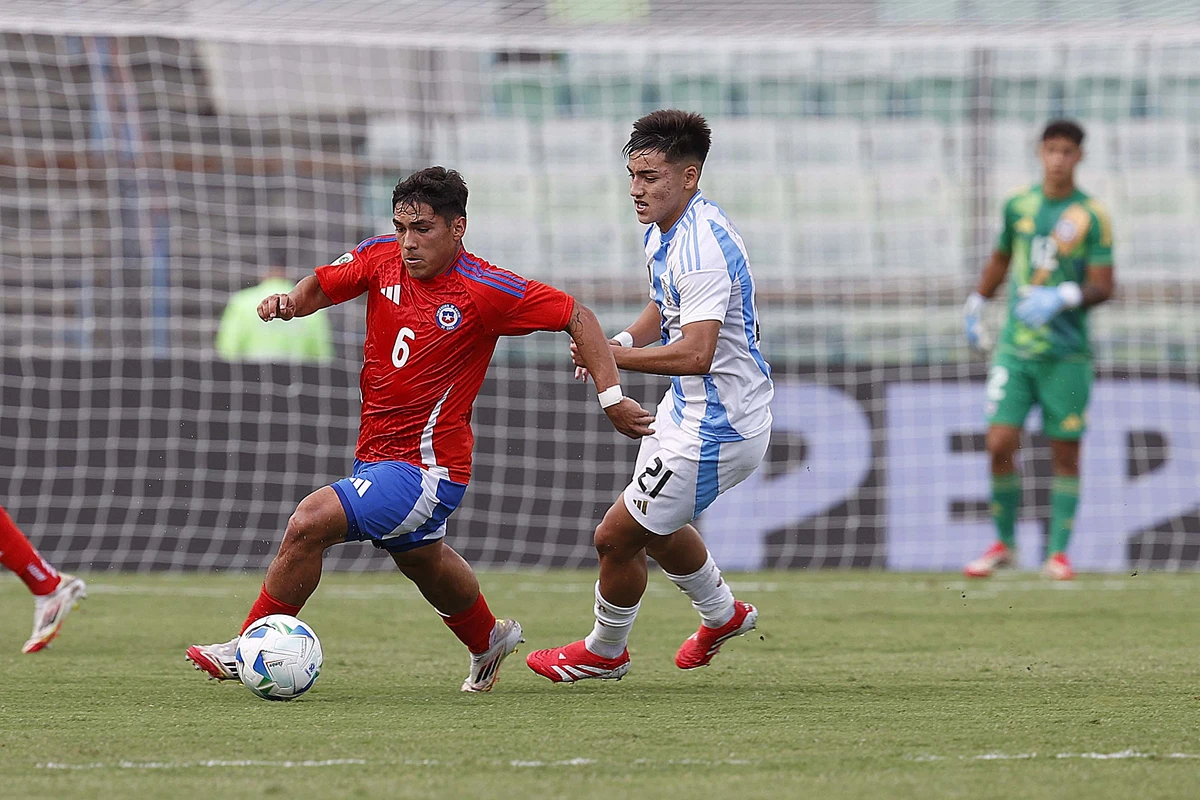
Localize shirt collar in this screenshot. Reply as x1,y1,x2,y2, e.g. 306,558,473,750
659,190,704,244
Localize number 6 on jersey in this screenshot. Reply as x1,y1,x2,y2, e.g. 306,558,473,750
391,327,415,368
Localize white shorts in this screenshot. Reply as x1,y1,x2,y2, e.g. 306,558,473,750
622,409,770,535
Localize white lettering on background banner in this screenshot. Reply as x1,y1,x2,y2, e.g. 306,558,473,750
697,379,1200,571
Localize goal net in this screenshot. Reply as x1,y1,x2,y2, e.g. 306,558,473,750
2,1,1199,572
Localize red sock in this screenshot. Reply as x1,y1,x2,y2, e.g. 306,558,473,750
441,593,497,654
241,584,303,633
0,506,61,597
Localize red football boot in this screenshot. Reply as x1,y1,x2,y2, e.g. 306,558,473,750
525,640,630,683
675,600,758,670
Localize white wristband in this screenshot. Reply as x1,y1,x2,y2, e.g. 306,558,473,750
612,330,635,347
1057,281,1083,309
597,385,624,409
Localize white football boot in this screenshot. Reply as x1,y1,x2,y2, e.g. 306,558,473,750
22,574,87,653
461,619,524,693
185,637,240,681
964,542,1014,578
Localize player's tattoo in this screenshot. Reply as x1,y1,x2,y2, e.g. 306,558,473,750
564,305,585,336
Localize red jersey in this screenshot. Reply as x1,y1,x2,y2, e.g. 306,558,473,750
315,236,575,484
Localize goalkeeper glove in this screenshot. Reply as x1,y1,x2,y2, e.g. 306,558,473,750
1014,282,1083,328
963,292,992,353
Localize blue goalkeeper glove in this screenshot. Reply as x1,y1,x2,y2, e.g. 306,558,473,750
963,293,992,353
1014,282,1083,328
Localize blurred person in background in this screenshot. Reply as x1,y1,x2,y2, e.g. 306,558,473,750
215,264,335,363
963,119,1115,581
0,504,86,653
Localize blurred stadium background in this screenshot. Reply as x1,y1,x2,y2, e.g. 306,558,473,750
2,0,1199,574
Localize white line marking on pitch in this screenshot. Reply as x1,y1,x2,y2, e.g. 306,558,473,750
510,758,596,767
65,576,1193,603
909,751,1200,762
37,759,370,770
36,756,757,771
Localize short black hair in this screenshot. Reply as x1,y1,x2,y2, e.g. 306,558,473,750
1042,119,1085,147
392,166,468,223
623,110,712,165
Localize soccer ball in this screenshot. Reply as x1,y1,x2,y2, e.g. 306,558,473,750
236,614,323,701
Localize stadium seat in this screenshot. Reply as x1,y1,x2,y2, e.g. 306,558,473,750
1113,121,1189,169
867,120,948,170
776,120,864,167
705,119,780,170
1122,219,1198,280
990,45,1062,121
873,168,958,221
543,220,623,279
878,218,965,277
432,118,536,167
702,170,788,220
460,168,539,219
792,168,872,220
791,220,876,278
364,116,423,165
462,216,543,276
540,119,624,168
543,169,625,224
1119,169,1197,217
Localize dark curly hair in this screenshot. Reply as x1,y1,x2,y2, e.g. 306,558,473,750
392,166,468,223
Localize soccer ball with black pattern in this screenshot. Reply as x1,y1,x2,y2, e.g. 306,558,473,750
236,614,323,700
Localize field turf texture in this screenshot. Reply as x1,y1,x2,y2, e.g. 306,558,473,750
1,570,1198,799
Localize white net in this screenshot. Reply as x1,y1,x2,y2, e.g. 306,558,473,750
2,1,1199,572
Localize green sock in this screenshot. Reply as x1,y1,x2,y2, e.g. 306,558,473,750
991,473,1021,549
1049,476,1080,555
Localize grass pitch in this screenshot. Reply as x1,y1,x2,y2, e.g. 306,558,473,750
1,570,1198,799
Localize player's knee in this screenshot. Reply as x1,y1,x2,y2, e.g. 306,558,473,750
390,540,442,573
282,500,337,555
1051,446,1080,475
986,428,1019,460
593,519,644,561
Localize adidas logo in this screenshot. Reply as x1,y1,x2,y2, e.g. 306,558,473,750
349,477,372,497
381,285,402,305
633,498,649,514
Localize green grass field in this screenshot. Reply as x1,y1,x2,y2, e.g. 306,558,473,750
1,570,1198,799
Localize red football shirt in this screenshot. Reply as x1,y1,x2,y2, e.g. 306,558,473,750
315,236,575,484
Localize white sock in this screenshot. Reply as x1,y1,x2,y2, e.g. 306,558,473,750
664,551,735,628
583,581,639,659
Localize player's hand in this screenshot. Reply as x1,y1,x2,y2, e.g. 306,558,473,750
963,292,992,353
604,398,655,439
1014,283,1081,328
258,293,296,322
570,338,625,382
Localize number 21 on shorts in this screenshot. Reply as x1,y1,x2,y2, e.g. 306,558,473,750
637,456,674,499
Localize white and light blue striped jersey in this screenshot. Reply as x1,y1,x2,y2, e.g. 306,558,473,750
642,190,773,442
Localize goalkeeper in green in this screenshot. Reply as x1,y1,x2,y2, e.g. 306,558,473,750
962,119,1115,580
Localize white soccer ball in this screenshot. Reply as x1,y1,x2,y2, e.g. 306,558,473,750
236,614,323,701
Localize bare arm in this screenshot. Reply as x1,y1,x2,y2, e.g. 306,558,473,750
1082,265,1114,308
565,303,621,392
612,319,721,377
975,251,1012,299
565,302,654,438
258,274,334,321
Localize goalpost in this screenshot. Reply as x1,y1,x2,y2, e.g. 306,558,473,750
2,2,1199,572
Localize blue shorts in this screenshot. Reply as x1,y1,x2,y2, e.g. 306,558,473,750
330,460,467,553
